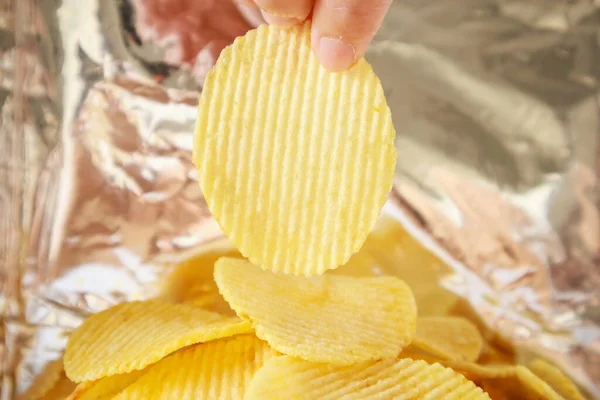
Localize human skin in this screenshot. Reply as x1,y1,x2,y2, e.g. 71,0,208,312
248,0,393,71
132,0,391,80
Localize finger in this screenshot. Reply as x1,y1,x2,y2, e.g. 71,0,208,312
235,0,264,27
253,0,314,26
235,0,257,6
311,0,392,71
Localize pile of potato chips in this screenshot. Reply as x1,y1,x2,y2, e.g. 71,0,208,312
20,219,587,400
20,23,588,399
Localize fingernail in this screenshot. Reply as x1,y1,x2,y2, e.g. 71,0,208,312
260,10,300,26
317,37,356,72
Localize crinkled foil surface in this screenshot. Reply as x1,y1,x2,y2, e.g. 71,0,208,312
1,0,599,398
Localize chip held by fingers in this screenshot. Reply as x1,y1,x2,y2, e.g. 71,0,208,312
194,22,397,276
214,257,417,365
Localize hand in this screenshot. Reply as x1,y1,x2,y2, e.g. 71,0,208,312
248,0,392,72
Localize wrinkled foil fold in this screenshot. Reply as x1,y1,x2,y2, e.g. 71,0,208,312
1,0,598,398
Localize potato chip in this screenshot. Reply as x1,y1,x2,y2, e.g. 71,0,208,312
64,300,252,382
476,340,515,366
528,359,585,400
445,301,517,365
335,217,459,316
194,22,396,276
397,347,445,365
18,359,65,400
39,375,76,400
443,361,516,380
514,366,565,400
184,293,225,310
113,334,277,400
245,355,491,399
215,257,417,365
66,370,145,400
411,316,483,362
161,243,241,315
445,362,564,400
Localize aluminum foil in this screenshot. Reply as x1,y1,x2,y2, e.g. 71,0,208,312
0,0,598,398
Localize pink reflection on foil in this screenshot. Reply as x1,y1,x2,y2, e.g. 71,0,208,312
132,0,260,81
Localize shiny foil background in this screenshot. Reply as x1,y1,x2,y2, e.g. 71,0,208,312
0,0,599,398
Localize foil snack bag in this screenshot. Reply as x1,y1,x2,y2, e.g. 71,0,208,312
0,0,599,398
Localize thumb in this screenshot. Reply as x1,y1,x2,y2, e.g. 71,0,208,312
311,0,392,72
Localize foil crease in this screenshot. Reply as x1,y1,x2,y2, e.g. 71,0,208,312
0,0,598,399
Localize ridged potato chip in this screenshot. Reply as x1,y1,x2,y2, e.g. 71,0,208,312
18,359,66,400
245,355,491,399
411,316,483,362
445,361,564,400
194,22,396,276
161,242,240,315
528,359,585,400
66,370,145,400
443,361,516,380
39,375,76,400
514,367,565,400
113,334,277,400
64,300,252,382
477,340,515,366
215,257,417,365
335,217,459,316
397,347,446,365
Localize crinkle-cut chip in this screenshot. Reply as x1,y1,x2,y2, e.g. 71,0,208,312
445,361,517,380
161,240,240,315
194,22,396,276
514,367,565,400
184,293,224,310
18,359,66,400
64,300,253,382
39,374,76,400
214,258,417,365
334,217,459,316
113,334,278,400
66,370,145,400
245,355,491,399
477,341,515,366
528,359,585,400
445,362,564,400
399,347,446,365
412,317,483,362
161,241,240,315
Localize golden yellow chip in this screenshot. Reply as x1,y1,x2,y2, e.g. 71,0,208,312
477,340,515,366
194,22,396,276
19,360,75,400
443,361,516,380
214,257,417,365
66,370,145,400
245,355,491,399
39,375,76,400
411,316,483,362
64,300,252,382
528,359,585,400
113,334,277,400
514,366,565,400
18,359,65,400
335,217,459,316
161,243,241,315
397,347,445,365
445,362,564,400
